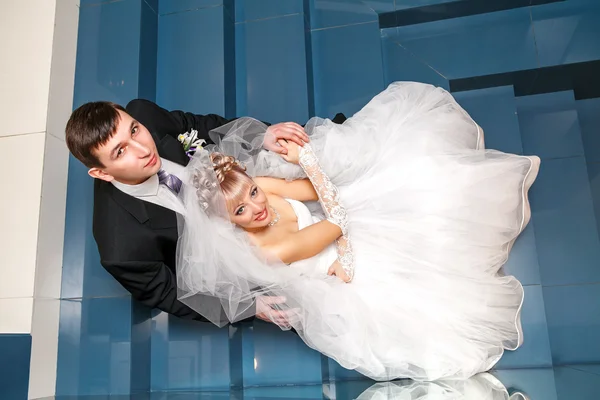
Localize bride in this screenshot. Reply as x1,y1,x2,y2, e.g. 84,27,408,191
175,82,540,382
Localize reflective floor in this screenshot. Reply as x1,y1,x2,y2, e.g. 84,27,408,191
46,364,599,399
35,0,600,399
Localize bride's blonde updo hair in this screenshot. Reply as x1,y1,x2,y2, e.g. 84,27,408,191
192,152,254,213
211,153,245,183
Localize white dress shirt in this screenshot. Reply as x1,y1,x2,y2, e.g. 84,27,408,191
111,157,186,214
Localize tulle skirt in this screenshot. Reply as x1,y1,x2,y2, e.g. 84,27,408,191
278,82,538,381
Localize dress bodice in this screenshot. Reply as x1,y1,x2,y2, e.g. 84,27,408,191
285,198,337,275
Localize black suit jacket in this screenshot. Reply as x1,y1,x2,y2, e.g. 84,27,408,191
93,99,239,321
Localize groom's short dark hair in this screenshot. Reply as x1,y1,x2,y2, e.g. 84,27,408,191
65,101,126,168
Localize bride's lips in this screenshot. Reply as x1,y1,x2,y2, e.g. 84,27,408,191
255,207,268,221
145,154,157,168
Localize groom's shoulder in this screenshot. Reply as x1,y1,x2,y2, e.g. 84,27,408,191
125,99,158,122
125,99,173,140
125,98,155,113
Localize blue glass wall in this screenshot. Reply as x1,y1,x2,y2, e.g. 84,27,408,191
58,0,600,395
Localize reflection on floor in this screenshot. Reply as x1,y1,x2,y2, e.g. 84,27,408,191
49,364,598,399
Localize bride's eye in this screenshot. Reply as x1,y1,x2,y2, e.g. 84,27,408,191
235,206,245,216
251,187,257,197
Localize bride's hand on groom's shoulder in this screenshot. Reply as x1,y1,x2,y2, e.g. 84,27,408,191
264,122,309,155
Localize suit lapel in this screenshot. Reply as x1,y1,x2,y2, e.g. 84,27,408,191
108,181,178,230
145,201,178,229
104,180,149,224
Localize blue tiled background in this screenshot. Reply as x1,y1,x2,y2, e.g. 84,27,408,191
55,0,600,396
0,334,31,400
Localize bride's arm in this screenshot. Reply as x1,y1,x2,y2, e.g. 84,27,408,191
278,141,355,281
264,220,342,264
254,177,318,202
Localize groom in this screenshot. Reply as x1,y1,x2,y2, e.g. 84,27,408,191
65,99,343,324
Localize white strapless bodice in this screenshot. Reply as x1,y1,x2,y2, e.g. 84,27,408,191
285,198,337,275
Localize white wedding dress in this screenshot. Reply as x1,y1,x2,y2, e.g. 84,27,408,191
178,82,540,382
263,82,538,381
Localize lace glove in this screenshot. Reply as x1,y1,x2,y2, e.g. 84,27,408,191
299,144,355,280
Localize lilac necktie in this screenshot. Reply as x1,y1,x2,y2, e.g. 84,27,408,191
157,169,182,194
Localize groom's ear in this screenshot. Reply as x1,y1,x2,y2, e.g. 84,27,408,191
88,167,115,182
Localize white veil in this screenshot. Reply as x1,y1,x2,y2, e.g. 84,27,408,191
208,117,308,180
175,118,350,329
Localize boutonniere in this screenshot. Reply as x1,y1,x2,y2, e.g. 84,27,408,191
178,129,207,157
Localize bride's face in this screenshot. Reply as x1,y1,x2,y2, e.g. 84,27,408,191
227,181,272,230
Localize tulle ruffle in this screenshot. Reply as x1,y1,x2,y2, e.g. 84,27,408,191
177,82,539,381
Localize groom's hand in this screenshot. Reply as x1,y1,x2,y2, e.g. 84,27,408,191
255,295,299,328
264,122,309,155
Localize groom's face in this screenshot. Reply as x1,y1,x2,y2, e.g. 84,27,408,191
88,110,161,184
